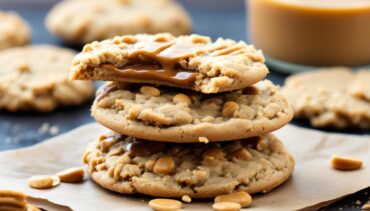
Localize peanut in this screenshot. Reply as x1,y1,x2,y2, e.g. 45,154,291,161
28,175,60,189
56,167,85,183
140,86,160,97
173,94,191,105
181,195,191,203
215,191,252,208
212,202,241,211
331,155,363,170
149,198,182,211
202,147,224,160
231,148,252,161
222,101,239,118
153,156,175,175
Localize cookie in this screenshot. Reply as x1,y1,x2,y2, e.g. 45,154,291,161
0,11,30,50
45,0,191,45
282,68,370,129
83,132,294,198
70,33,269,94
92,80,293,142
349,70,370,102
0,45,95,112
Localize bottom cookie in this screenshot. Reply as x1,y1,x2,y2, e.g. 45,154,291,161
83,133,294,198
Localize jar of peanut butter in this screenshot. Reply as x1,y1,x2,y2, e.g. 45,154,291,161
247,0,370,73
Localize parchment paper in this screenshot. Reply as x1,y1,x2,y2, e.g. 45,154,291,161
0,123,369,211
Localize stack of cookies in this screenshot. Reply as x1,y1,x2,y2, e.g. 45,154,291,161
71,33,295,203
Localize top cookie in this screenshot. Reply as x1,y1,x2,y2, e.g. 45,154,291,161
70,33,269,93
282,68,370,129
45,0,191,45
0,45,95,112
0,11,30,50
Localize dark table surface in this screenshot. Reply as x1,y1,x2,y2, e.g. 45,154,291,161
0,0,369,210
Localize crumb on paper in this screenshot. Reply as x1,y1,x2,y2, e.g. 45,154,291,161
49,126,59,135
198,137,209,144
38,123,50,134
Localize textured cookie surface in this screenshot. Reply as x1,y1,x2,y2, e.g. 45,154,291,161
349,70,370,102
0,11,30,50
46,0,191,45
282,68,370,129
92,80,293,142
0,45,95,112
71,33,269,93
83,132,294,198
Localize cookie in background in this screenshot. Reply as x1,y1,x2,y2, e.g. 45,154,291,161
0,45,95,112
282,68,370,129
0,11,31,50
45,0,192,45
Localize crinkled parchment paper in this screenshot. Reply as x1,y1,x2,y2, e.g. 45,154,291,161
0,123,369,211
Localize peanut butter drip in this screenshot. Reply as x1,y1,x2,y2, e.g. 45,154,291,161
107,38,204,87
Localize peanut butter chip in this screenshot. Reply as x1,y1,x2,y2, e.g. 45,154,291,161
149,198,182,211
56,167,85,183
140,86,161,97
331,155,363,170
154,156,175,175
215,191,252,208
222,101,239,118
173,93,191,105
28,175,59,189
212,202,241,211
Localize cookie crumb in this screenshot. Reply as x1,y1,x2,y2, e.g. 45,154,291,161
38,123,50,134
199,137,209,144
182,195,191,203
49,125,59,135
356,200,362,205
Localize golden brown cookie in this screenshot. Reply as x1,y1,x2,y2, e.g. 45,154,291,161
91,80,293,142
0,45,95,112
70,33,269,93
0,11,30,50
282,68,370,129
45,0,191,45
83,132,294,198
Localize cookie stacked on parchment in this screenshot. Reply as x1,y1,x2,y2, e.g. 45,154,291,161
71,33,295,198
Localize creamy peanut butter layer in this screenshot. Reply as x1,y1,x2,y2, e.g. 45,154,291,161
92,80,293,142
83,132,294,198
71,33,269,93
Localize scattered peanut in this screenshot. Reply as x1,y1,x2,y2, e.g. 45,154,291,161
153,156,175,175
181,195,191,203
331,155,363,170
56,167,85,183
149,198,182,211
212,201,241,211
28,175,59,189
140,86,161,97
222,101,239,118
215,191,252,208
173,94,191,105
